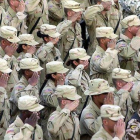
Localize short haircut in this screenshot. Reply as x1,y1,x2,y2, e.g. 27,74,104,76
94,0,102,4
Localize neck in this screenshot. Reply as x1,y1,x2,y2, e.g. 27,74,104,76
10,5,17,12
92,98,102,109
99,44,107,51
55,0,60,3
24,75,30,81
103,126,115,138
101,10,106,16
19,114,26,123
124,29,134,39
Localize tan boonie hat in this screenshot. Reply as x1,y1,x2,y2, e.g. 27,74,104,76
84,79,114,96
136,52,140,62
46,61,69,74
63,0,83,12
112,68,134,82
102,0,114,4
54,85,81,100
69,48,90,60
18,34,39,46
0,58,12,73
96,27,118,39
0,26,20,43
20,58,43,72
121,15,140,28
101,105,124,121
18,95,44,112
40,24,60,38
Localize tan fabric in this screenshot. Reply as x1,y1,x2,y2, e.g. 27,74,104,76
4,116,43,140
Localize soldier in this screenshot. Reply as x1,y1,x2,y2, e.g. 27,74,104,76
80,79,114,140
91,105,125,140
65,48,90,114
48,0,65,26
36,24,62,86
2,0,27,35
57,0,83,60
0,0,9,11
0,58,12,139
0,26,20,98
17,34,39,63
4,95,44,140
90,27,119,85
116,15,140,75
134,52,140,81
47,85,81,140
10,58,43,122
40,61,69,140
83,0,113,55
112,68,135,123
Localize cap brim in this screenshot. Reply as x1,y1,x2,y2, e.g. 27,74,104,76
123,77,135,82
29,104,44,112
109,115,124,121
79,55,90,60
84,87,115,96
67,94,82,100
107,33,118,39
7,36,20,43
1,68,12,74
49,32,60,38
72,8,83,12
30,66,43,72
57,68,69,74
19,40,39,46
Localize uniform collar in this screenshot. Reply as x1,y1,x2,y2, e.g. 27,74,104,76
120,34,131,43
134,71,140,81
0,47,5,57
89,100,100,115
47,79,56,88
20,76,29,86
99,127,114,139
7,7,16,18
14,116,24,127
96,45,105,53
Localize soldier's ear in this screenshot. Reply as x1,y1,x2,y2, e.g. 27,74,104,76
9,0,14,6
73,60,79,67
128,26,132,33
44,37,49,42
67,10,72,17
22,45,27,50
51,74,56,79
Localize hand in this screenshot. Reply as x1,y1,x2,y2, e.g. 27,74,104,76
65,100,79,112
0,74,9,88
27,46,36,55
114,119,125,139
57,74,66,85
16,0,25,13
107,39,116,49
4,43,18,57
121,82,133,92
104,92,114,105
69,12,81,23
82,60,89,70
25,112,39,128
136,28,140,37
51,37,59,45
28,72,39,86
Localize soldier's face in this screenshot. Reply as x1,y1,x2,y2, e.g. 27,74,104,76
102,1,112,11
11,0,20,8
79,60,89,70
129,26,140,36
54,73,66,81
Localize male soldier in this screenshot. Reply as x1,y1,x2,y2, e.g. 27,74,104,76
48,0,65,26
90,27,119,85
4,95,44,140
91,105,125,140
0,58,12,139
1,0,27,35
112,68,135,123
0,26,20,98
65,48,90,114
10,58,43,122
57,0,83,60
116,15,140,75
47,85,81,140
83,0,113,55
80,79,114,140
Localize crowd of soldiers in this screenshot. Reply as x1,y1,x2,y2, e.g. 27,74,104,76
0,0,140,139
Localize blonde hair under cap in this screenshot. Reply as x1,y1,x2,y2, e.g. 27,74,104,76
121,15,140,29
0,58,12,73
101,105,124,121
84,79,114,96
54,85,81,100
46,61,69,74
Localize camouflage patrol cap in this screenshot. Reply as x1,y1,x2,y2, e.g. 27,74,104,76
18,34,39,46
0,58,12,73
54,85,81,100
101,105,124,121
40,24,60,38
0,26,20,43
121,15,140,28
96,27,118,39
84,79,114,96
18,95,44,112
20,58,43,72
46,61,69,74
112,68,134,82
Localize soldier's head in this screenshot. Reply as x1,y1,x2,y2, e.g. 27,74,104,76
84,79,114,107
101,105,124,133
37,24,60,44
18,95,44,119
122,15,140,36
63,0,83,22
101,0,112,11
54,85,81,109
7,0,20,10
67,48,90,70
112,68,134,91
17,34,38,54
0,26,20,49
96,27,118,50
19,58,43,79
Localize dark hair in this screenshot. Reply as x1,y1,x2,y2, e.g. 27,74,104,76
94,0,102,4
37,31,49,42
64,8,71,16
16,44,27,53
66,59,80,68
39,73,57,95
